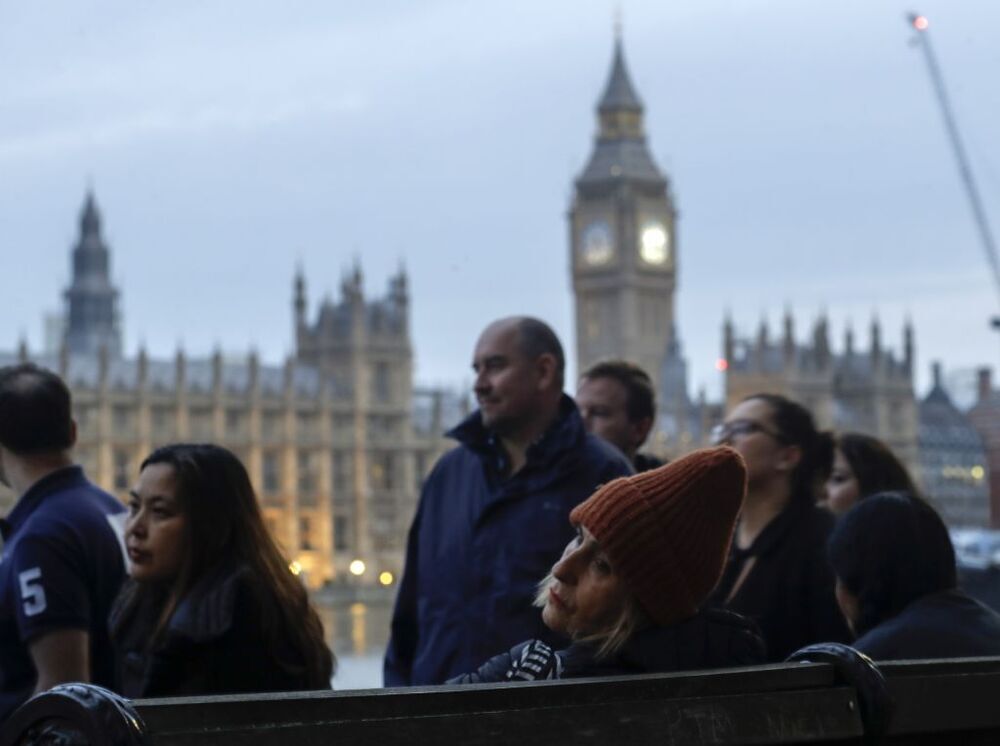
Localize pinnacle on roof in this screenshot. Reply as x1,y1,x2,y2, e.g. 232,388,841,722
81,189,102,236
598,38,643,113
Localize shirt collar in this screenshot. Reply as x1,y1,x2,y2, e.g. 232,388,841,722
1,465,88,539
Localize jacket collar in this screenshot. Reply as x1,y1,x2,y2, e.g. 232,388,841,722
2,465,87,539
167,562,249,643
559,608,762,676
448,393,585,470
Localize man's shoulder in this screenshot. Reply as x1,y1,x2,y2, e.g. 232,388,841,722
38,480,124,521
576,433,634,474
427,444,485,479
420,445,488,498
19,481,124,543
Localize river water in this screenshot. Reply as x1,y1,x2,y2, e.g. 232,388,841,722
315,599,391,690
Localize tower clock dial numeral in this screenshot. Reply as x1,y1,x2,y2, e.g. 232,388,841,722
581,220,613,266
639,221,670,265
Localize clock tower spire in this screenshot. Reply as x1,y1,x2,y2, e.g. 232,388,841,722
570,33,678,399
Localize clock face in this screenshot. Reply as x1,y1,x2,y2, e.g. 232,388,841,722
639,221,670,265
581,220,613,266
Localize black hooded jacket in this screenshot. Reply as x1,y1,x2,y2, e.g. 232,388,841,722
448,608,765,684
110,564,330,698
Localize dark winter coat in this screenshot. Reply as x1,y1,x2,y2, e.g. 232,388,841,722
853,589,1000,661
384,395,634,686
110,564,330,698
632,453,665,473
710,499,851,661
448,608,766,684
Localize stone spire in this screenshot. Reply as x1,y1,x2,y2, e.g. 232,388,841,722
294,266,307,330
63,190,122,357
577,33,663,187
599,36,643,117
903,317,914,373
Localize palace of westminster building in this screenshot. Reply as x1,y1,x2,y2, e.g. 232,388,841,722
1,192,464,589
5,36,950,589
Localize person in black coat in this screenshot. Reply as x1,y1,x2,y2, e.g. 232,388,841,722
708,394,850,661
111,444,334,697
451,447,766,684
824,433,918,517
829,491,1000,660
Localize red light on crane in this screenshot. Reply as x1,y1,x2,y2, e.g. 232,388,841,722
912,15,929,31
715,358,729,372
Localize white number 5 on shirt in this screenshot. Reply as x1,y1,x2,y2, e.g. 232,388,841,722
18,567,47,617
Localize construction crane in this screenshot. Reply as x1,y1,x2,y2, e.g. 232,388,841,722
907,13,1000,332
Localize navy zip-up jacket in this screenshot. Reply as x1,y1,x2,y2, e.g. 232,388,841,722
384,395,633,686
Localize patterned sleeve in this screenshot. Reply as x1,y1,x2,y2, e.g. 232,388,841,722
503,640,562,681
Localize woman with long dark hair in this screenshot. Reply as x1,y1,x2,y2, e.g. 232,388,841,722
825,432,917,516
111,444,334,697
829,491,1000,659
709,393,850,660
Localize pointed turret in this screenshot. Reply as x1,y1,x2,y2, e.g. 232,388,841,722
782,308,795,364
81,191,101,235
903,317,914,373
756,315,770,350
723,312,735,364
813,313,830,368
63,190,122,357
577,34,663,187
294,267,307,329
390,262,408,307
598,37,643,116
870,314,882,363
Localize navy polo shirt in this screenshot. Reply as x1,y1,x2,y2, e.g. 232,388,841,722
0,466,126,721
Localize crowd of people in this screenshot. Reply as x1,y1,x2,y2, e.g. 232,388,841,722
2,314,1000,720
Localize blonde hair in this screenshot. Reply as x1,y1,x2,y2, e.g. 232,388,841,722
534,573,649,660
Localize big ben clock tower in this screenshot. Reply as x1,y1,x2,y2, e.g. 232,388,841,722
570,34,677,394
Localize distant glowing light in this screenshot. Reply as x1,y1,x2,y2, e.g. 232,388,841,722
288,561,303,576
349,559,366,576
972,465,986,481
912,15,929,31
379,571,394,586
715,358,729,372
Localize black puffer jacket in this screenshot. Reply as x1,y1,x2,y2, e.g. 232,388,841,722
110,563,331,698
449,608,765,684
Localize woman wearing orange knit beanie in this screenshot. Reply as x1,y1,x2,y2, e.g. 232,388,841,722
450,446,765,684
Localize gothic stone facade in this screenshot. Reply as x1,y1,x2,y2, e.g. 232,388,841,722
0,194,457,589
918,364,990,528
723,313,920,476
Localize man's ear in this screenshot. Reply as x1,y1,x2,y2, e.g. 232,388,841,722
535,353,559,392
630,416,654,451
68,419,78,449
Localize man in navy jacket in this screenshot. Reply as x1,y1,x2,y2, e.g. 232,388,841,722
384,317,633,686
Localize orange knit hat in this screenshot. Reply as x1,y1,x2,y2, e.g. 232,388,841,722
569,446,747,626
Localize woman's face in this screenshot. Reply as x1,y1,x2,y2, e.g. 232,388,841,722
541,526,629,640
126,463,187,584
826,449,860,516
714,398,795,489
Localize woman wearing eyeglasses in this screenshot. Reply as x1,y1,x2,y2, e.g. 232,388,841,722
708,394,850,661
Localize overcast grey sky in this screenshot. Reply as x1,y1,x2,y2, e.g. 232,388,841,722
2,1,999,400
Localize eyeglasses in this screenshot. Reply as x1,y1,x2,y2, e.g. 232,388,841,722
710,419,786,445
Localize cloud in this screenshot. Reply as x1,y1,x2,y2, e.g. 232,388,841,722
0,93,367,163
